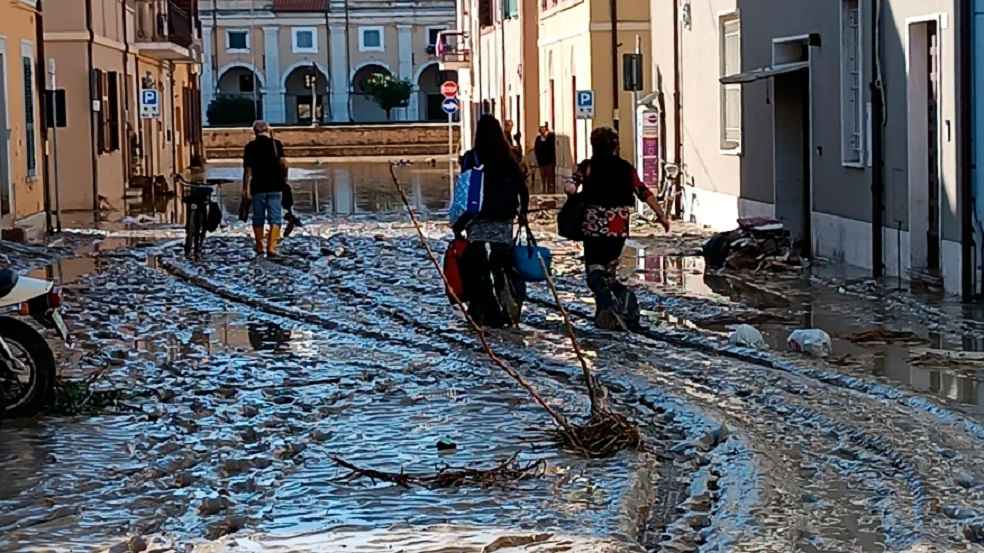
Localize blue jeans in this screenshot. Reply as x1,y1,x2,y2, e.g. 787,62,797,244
252,192,283,227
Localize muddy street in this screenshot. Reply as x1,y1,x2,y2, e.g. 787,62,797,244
2,174,984,552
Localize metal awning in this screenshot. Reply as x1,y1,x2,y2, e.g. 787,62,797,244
720,61,809,85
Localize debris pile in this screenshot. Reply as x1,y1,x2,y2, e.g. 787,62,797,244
702,217,801,272
787,329,833,358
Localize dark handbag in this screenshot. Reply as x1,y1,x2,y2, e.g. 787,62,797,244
558,192,587,241
206,201,222,232
281,185,294,210
238,197,251,222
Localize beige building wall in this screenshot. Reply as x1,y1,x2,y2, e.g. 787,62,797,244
650,0,740,216
44,0,203,214
468,0,539,155
538,0,650,174
0,0,45,229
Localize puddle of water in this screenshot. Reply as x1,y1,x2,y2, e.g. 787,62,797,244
618,242,984,417
29,257,99,286
205,162,452,217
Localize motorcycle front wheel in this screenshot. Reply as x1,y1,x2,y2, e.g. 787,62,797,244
0,316,55,417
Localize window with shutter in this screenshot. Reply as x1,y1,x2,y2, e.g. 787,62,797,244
841,0,863,166
22,56,37,177
479,0,492,27
108,72,120,152
719,15,741,151
94,69,106,154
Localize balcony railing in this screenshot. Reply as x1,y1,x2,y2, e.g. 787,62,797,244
136,0,201,59
437,31,471,71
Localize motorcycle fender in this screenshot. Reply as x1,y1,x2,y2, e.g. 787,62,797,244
0,276,53,307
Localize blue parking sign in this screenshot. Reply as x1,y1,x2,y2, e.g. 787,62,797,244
576,90,594,119
140,89,160,118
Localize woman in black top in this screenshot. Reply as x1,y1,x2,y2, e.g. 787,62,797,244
454,115,530,327
569,127,670,329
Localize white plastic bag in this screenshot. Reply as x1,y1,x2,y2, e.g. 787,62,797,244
787,329,833,358
729,324,766,350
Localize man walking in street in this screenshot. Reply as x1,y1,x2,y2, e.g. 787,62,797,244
534,123,557,191
243,120,287,257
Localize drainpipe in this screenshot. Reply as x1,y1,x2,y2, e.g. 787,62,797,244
500,1,506,119
85,0,100,213
609,0,619,133
871,0,885,279
35,0,52,233
325,3,332,121
121,0,131,217
672,0,683,217
170,62,178,178
960,0,976,300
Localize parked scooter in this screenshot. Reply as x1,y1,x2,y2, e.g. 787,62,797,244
0,269,68,417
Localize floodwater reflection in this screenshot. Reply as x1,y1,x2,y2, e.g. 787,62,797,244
206,162,452,216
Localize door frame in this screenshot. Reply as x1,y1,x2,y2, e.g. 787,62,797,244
0,37,12,226
771,34,815,256
905,13,946,275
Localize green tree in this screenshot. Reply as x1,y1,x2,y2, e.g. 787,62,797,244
362,73,413,120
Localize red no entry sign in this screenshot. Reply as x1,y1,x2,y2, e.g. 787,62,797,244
441,81,459,98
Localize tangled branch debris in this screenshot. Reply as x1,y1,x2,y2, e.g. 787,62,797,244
389,161,641,459
537,256,642,457
331,454,546,489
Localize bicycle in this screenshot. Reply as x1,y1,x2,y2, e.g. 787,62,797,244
175,175,217,260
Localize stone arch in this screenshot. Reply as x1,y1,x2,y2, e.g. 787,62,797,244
350,63,393,122
281,61,331,92
214,64,265,123
415,63,457,122
282,63,330,125
217,63,265,88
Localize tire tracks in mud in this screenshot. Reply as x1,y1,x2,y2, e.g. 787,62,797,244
152,239,704,550
151,233,984,551
318,231,984,551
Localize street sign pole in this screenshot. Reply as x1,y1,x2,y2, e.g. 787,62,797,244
47,58,61,233
440,81,459,194
448,110,454,194
633,35,641,171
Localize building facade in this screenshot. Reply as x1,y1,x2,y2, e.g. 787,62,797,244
650,0,978,297
44,0,205,214
0,0,46,233
455,0,651,181
455,0,540,163
200,0,457,125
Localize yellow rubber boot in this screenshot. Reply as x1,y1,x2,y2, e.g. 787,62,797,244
267,225,282,257
252,226,266,255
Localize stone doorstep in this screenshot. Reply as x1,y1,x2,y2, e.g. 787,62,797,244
3,211,47,244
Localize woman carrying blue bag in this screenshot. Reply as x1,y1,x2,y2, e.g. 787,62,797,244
452,115,529,328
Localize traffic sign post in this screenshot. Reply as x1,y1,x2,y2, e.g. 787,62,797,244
140,88,160,118
575,90,594,119
440,81,459,98
576,90,594,159
442,96,460,193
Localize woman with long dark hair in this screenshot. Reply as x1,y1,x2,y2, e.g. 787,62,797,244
568,127,671,329
454,114,530,327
